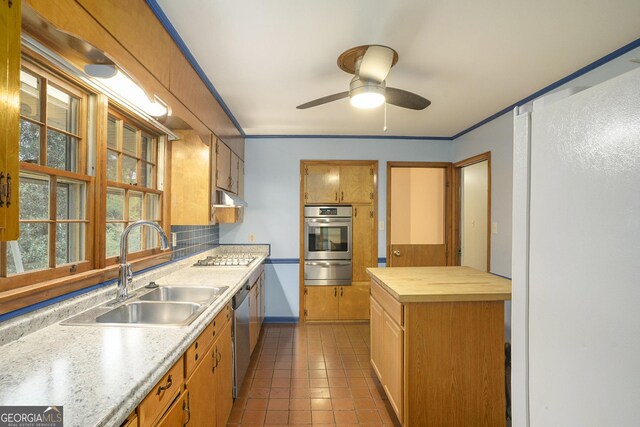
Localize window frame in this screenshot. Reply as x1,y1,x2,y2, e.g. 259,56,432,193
0,52,172,313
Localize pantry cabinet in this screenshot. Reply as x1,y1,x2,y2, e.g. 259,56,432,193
0,0,20,241
303,164,374,204
304,282,370,321
352,204,376,282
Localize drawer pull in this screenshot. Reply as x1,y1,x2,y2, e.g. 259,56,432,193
156,374,173,395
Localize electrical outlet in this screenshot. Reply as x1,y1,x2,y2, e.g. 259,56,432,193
491,222,498,234
171,232,177,248
249,233,255,242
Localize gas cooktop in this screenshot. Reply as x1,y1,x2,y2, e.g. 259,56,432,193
193,254,256,267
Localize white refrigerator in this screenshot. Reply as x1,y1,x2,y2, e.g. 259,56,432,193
512,66,640,426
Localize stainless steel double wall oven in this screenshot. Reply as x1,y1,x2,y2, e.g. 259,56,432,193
304,206,352,286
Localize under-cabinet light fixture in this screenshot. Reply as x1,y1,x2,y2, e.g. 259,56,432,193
84,64,168,117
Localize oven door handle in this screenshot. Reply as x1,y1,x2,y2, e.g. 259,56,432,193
305,218,351,224
304,261,352,267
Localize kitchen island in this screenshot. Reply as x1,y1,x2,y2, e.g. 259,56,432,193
367,266,511,427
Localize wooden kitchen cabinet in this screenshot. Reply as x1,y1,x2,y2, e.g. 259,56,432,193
216,140,232,191
214,321,233,427
170,130,213,225
0,0,20,241
368,274,507,426
230,151,240,194
352,204,376,282
304,283,370,321
185,342,216,425
249,283,259,353
155,391,189,427
303,163,374,204
137,358,184,427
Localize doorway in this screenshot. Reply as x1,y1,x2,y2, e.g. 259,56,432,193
453,152,491,271
386,162,453,267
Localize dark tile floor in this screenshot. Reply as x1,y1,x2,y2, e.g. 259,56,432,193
227,323,401,426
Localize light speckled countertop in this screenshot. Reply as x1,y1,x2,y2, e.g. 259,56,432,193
367,266,512,302
0,245,269,427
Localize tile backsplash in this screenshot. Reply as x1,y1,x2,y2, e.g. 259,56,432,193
171,224,219,259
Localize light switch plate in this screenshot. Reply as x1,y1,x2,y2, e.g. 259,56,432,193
379,221,385,231
491,222,498,234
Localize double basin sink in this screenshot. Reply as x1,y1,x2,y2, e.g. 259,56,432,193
62,285,228,327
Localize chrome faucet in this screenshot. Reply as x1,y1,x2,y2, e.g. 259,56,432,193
117,220,170,302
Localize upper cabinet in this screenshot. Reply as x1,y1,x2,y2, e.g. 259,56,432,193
216,140,243,196
304,164,374,204
0,0,21,241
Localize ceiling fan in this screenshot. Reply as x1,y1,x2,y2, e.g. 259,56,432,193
296,45,431,111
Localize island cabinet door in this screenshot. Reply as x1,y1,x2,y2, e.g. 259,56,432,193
370,296,384,380
215,320,234,427
383,311,404,424
185,343,217,425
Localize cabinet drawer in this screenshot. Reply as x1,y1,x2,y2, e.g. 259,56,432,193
185,303,232,379
371,280,403,326
138,358,184,427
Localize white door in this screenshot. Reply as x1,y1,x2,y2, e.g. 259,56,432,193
514,67,640,426
461,160,488,271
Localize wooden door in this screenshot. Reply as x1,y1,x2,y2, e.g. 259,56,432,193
155,391,188,427
230,152,239,194
370,296,384,380
352,204,374,281
0,0,20,241
304,286,339,320
304,164,339,204
216,140,231,191
383,311,404,424
388,165,451,267
339,165,374,203
339,283,370,320
185,344,216,426
215,321,234,427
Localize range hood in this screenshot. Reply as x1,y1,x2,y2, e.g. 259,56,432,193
213,189,248,208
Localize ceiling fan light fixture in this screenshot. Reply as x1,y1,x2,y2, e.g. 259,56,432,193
349,78,385,109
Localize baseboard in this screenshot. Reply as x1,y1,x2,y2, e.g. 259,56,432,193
264,316,299,323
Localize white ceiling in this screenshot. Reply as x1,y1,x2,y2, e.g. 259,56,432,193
155,0,640,137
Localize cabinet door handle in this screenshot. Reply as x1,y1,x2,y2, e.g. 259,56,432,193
212,347,217,372
216,348,222,365
335,192,338,201
156,374,173,395
0,172,5,207
5,174,11,207
183,392,191,425
341,191,344,201
393,250,401,256
340,288,343,297
334,288,337,297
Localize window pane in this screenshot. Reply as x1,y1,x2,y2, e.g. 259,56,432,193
19,175,49,220
19,120,41,164
107,116,118,149
107,150,119,181
106,223,124,258
56,223,85,265
106,188,125,220
127,226,142,253
20,70,41,121
145,221,160,249
57,179,85,220
122,155,137,184
145,193,160,221
141,135,154,162
47,85,78,134
122,125,137,155
47,130,78,172
139,162,153,188
7,223,49,274
129,191,142,221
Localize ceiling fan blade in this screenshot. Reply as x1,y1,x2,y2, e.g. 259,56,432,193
358,45,395,83
296,92,349,109
385,87,431,110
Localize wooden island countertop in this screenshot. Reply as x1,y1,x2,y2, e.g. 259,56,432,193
366,266,511,303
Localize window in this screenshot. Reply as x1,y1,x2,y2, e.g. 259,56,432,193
105,111,163,260
4,63,91,277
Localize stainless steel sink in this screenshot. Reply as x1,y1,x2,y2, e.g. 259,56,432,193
137,286,228,304
95,301,203,326
61,285,229,327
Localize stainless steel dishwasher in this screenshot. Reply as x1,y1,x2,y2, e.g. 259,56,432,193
232,281,250,398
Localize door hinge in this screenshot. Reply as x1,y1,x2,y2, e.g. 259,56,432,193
369,210,373,218
304,288,308,295
370,192,373,200
215,142,219,154
446,180,450,188
304,192,308,200
304,309,308,317
370,168,374,175
304,167,308,175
